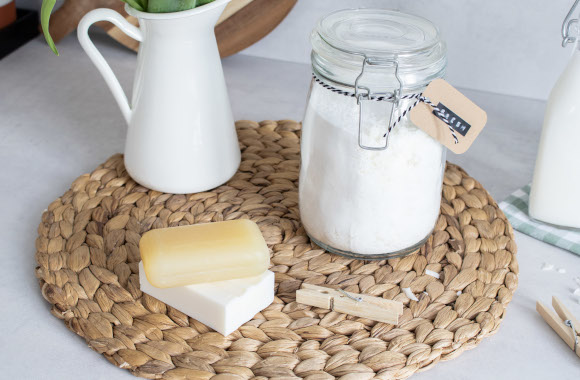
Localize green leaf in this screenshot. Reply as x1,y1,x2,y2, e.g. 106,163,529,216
40,0,59,55
147,0,199,13
123,0,146,12
197,0,215,5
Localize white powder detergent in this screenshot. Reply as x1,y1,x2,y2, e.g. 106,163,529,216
300,81,446,256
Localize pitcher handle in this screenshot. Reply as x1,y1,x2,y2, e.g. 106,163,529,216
77,9,143,124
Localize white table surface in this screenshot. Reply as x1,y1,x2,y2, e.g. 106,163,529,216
1,35,579,379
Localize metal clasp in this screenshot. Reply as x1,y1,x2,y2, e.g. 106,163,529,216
355,57,403,151
563,0,580,47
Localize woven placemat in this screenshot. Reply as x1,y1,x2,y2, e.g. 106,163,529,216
35,120,518,380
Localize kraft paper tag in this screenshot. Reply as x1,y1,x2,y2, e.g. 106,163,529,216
410,79,487,154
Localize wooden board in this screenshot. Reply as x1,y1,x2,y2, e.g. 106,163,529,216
215,0,297,57
217,0,253,24
47,0,297,58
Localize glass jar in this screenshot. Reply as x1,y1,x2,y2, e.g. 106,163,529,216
300,9,448,259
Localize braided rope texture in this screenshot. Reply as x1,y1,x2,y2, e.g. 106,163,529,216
35,120,518,380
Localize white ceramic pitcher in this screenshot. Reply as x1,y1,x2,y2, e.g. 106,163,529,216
77,0,240,194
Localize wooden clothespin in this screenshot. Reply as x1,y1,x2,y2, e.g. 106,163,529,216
296,284,404,325
536,296,580,358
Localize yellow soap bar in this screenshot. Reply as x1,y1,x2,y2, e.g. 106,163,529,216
140,220,270,288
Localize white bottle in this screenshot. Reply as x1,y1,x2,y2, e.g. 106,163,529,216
529,43,580,228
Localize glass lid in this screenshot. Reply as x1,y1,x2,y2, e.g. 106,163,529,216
319,9,440,56
311,9,447,92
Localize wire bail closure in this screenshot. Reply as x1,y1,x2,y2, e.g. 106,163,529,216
562,0,580,47
355,56,403,151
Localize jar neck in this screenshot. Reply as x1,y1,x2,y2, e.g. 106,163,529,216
311,31,447,95
312,68,430,101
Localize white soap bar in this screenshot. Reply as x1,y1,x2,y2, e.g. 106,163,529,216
139,262,274,336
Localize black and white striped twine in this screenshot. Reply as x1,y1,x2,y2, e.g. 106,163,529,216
313,75,459,144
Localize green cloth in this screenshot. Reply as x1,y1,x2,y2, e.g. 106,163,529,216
499,185,580,256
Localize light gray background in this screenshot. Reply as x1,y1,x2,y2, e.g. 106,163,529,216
15,0,579,100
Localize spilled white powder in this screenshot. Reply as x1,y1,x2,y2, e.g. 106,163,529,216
402,288,419,301
557,268,566,274
457,291,462,296
300,80,445,255
425,269,440,279
574,277,580,286
573,288,580,297
541,263,554,271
